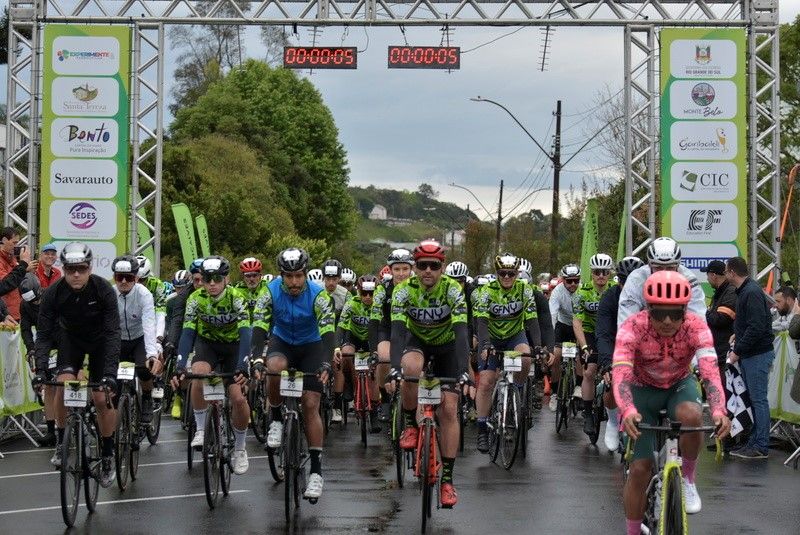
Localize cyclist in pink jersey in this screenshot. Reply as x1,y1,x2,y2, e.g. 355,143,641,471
612,271,730,535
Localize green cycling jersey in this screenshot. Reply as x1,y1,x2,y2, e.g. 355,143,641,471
391,275,467,346
182,285,250,343
142,276,171,313
573,281,614,334
234,280,266,320
473,279,537,340
340,294,371,342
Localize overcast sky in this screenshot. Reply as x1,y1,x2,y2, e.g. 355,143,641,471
2,2,798,222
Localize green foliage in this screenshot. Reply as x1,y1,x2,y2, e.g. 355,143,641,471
463,220,495,274
349,185,474,228
262,234,331,272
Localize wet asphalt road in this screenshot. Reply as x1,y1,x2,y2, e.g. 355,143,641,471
1,405,798,535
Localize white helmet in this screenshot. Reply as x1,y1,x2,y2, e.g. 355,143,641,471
466,276,474,285
646,237,681,266
341,268,356,284
517,271,532,284
381,271,393,283
307,268,324,282
262,273,274,282
445,261,469,279
589,253,614,270
485,273,497,283
560,264,581,278
518,258,532,276
135,255,152,279
476,275,489,286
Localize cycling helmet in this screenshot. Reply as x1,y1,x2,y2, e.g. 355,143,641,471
322,259,343,277
307,268,324,282
20,274,41,302
550,278,559,287
379,265,392,282
560,263,581,278
494,252,520,271
341,268,356,284
466,276,474,285
189,258,204,274
476,275,489,286
112,255,139,275
262,273,275,283
646,237,682,266
60,242,92,265
445,261,469,279
616,256,645,280
518,258,533,276
518,271,533,284
173,269,191,288
277,248,309,273
135,255,152,279
485,273,497,283
413,239,445,262
539,282,550,293
589,253,614,271
201,255,230,277
358,274,379,292
643,271,691,306
239,257,262,274
387,248,414,266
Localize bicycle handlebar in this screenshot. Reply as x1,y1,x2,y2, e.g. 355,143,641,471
403,376,461,385
263,371,321,378
636,423,718,434
183,372,237,380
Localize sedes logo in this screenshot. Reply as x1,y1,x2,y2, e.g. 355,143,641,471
69,202,98,230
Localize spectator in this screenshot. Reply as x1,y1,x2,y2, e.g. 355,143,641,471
36,243,61,289
0,227,36,321
771,286,796,333
703,260,737,364
725,256,775,459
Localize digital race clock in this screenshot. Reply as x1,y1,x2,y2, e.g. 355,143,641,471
387,46,460,69
283,47,357,69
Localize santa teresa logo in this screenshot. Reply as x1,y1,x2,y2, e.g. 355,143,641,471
695,45,711,64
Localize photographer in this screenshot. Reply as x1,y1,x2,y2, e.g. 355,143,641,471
0,226,38,321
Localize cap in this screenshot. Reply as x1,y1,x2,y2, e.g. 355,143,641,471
41,243,57,252
700,260,726,276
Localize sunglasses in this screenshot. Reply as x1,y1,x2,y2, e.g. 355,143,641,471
359,290,374,296
202,273,225,283
497,270,517,279
564,278,580,285
243,272,261,278
416,261,442,272
592,269,610,276
64,264,90,274
649,307,685,322
114,273,136,283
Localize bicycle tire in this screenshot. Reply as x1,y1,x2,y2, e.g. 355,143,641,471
250,381,268,444
60,414,81,528
420,422,432,533
358,375,368,447
520,381,530,459
488,389,501,463
392,395,405,488
663,468,686,535
589,398,603,446
185,384,196,470
162,358,176,417
83,414,101,513
267,437,286,483
555,377,568,434
457,392,465,454
130,393,141,481
284,416,295,524
146,390,163,445
115,394,131,491
500,386,521,470
221,405,233,496
203,405,221,509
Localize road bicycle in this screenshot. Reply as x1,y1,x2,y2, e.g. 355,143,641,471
486,350,529,470
556,342,579,433
342,351,384,447
587,368,608,446
520,347,546,459
114,361,145,491
388,383,413,488
248,374,269,444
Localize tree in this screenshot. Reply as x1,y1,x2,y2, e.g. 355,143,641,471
417,183,439,200
463,219,494,275
171,60,356,245
261,26,291,66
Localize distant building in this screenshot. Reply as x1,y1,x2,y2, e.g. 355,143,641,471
369,204,387,220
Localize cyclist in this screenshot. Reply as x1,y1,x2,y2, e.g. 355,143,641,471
547,263,581,411
112,255,161,424
379,265,392,283
172,269,191,291
386,239,469,508
617,237,706,326
518,258,533,279
321,259,350,321
32,242,119,487
595,256,644,451
171,256,252,475
370,249,415,421
445,261,478,398
235,257,265,319
135,255,172,342
341,268,357,294
337,274,382,433
573,253,615,437
614,271,730,534
250,248,335,500
473,253,541,453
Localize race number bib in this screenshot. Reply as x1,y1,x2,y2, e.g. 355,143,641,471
203,378,225,401
48,354,57,370
503,354,522,372
280,371,304,398
418,377,441,405
151,387,165,399
117,362,136,381
63,381,88,408
562,344,578,359
354,353,370,371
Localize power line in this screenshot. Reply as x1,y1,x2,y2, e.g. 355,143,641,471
461,27,525,54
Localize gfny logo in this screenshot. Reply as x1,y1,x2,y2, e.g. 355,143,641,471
69,202,98,230
687,209,722,232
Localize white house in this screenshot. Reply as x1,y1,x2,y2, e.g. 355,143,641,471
369,204,388,220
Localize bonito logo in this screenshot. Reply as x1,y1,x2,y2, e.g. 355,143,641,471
69,202,98,230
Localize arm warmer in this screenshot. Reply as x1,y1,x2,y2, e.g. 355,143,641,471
237,327,252,368
390,320,409,369
525,318,542,348
176,327,197,369
475,317,490,351
454,322,469,376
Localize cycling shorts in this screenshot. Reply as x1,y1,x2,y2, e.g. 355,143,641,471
377,325,391,344
55,333,110,381
554,321,576,346
192,337,239,375
267,335,325,394
402,334,460,386
477,331,529,372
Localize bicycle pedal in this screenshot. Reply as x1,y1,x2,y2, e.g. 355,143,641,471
306,497,318,505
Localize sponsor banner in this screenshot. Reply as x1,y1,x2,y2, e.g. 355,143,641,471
579,198,599,284
0,329,41,417
660,28,747,264
196,215,211,258
41,25,130,267
51,76,120,117
172,203,199,270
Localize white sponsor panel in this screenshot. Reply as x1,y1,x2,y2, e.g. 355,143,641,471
669,39,738,79
670,121,737,160
52,240,118,280
50,118,118,158
49,199,119,240
678,243,740,283
49,159,118,199
669,80,737,120
51,36,120,76
51,77,119,117
670,202,738,242
670,161,738,202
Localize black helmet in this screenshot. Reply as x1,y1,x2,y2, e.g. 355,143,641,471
321,258,343,278
616,256,645,280
277,248,309,273
59,242,92,266
201,256,230,276
112,255,139,275
19,274,41,302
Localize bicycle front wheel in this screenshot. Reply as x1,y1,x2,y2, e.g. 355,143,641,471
203,405,221,509
185,384,196,470
115,394,131,491
457,392,466,454
391,394,405,488
83,415,101,513
250,381,268,444
420,423,433,533
221,406,233,496
500,386,521,470
283,417,296,524
147,388,163,445
662,468,687,535
129,394,141,480
358,375,368,448
60,415,82,528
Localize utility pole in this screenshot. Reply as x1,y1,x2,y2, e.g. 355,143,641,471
495,179,504,256
550,100,562,274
